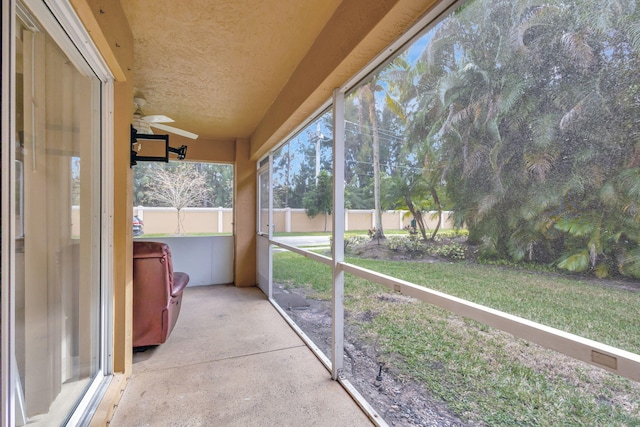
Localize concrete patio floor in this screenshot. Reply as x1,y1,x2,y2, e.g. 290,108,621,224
109,284,374,426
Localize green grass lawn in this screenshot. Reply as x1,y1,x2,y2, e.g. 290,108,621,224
350,259,640,354
273,251,640,426
273,229,407,237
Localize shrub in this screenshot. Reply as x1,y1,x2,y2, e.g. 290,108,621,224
385,235,406,251
404,237,427,254
435,229,469,239
346,234,367,247
428,243,466,260
332,234,368,251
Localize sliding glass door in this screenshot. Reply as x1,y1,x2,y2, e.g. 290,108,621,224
3,1,109,425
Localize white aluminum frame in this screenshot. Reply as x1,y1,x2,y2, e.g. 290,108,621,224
1,1,17,426
1,1,116,425
340,263,640,382
256,155,274,298
263,0,640,424
331,88,346,381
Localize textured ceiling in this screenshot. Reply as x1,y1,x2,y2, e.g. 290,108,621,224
121,0,341,141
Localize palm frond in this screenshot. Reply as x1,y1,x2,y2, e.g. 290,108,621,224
561,32,595,69
531,113,559,148
618,168,640,200
598,182,618,207
554,216,595,237
422,18,461,66
619,248,640,279
594,262,610,278
621,202,639,222
559,97,586,131
437,71,464,106
620,16,640,53
509,4,563,52
463,144,488,178
498,79,527,116
477,194,498,220
461,62,490,87
508,225,544,261
557,250,590,272
524,151,556,182
384,93,406,123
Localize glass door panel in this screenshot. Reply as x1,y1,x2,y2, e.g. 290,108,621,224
13,5,101,425
258,165,270,236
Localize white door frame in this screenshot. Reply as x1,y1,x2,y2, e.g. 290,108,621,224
1,1,115,425
256,157,273,297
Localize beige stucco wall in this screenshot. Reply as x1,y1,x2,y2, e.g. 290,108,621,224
123,207,455,235
166,134,236,164
133,207,233,235
221,210,234,234
348,210,374,231
234,139,256,286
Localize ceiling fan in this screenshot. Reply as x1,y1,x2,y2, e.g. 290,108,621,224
132,97,199,139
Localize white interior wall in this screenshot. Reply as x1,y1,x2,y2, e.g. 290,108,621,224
136,236,234,286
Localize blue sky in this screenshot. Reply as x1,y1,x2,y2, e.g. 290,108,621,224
407,33,430,65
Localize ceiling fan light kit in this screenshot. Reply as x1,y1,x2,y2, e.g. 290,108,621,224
130,96,194,166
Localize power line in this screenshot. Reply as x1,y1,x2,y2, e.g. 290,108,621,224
345,159,425,172
344,120,405,141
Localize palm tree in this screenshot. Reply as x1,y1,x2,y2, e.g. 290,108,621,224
405,0,640,277
383,54,448,240
356,80,385,239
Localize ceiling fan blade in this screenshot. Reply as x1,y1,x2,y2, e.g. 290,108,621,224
142,114,174,123
149,122,199,139
132,116,154,134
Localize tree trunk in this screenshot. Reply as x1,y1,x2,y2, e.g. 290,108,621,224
415,211,429,241
176,208,182,235
429,188,442,240
364,83,385,240
404,196,428,241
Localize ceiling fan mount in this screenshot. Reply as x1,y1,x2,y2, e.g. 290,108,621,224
132,97,198,139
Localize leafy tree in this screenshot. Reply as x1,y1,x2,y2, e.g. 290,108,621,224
272,142,293,208
303,170,333,231
275,119,333,209
199,163,233,208
133,163,157,206
382,172,433,240
406,0,640,277
383,54,448,240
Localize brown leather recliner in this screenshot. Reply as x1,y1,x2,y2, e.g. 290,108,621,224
132,241,189,347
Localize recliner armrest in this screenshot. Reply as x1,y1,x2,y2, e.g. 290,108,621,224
172,272,189,297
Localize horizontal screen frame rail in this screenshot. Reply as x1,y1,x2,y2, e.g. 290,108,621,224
340,262,640,383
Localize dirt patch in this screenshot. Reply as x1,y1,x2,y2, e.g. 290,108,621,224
347,239,443,263
274,283,467,426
